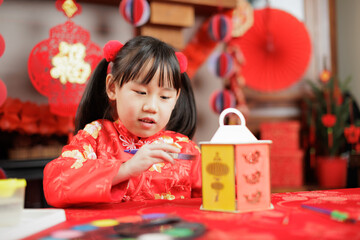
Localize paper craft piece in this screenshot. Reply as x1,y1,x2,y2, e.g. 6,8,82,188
200,108,272,213
201,144,236,212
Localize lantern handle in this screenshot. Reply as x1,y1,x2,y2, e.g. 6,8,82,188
219,108,246,127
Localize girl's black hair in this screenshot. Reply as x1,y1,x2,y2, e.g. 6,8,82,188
75,36,197,139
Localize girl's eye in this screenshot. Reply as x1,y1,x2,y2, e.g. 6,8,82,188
135,90,146,95
161,96,171,100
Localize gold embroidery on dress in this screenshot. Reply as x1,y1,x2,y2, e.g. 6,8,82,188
149,163,165,173
84,121,102,139
154,192,175,200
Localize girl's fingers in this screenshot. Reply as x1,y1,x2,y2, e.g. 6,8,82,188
151,149,175,164
146,143,180,153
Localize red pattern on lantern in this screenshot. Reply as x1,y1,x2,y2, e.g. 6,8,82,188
28,20,102,117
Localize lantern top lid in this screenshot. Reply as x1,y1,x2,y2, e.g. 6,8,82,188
201,108,272,145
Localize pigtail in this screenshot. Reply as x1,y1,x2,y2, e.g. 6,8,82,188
166,72,197,139
75,59,112,133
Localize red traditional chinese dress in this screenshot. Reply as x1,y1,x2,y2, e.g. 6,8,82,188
43,119,202,208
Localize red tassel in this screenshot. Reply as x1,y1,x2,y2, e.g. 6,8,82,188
328,128,333,148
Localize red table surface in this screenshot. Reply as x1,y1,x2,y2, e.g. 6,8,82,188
24,188,360,240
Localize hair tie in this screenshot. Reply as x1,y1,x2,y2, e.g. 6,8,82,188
103,40,124,62
175,52,188,73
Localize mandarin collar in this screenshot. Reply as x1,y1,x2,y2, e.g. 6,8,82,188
113,119,165,144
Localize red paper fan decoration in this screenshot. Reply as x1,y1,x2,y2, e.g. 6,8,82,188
28,20,102,117
0,34,5,58
0,79,7,107
120,0,150,27
0,0,3,6
228,8,311,92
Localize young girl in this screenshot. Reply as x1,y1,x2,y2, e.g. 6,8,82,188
43,36,201,208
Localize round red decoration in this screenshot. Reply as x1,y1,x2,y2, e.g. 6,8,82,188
0,79,7,107
103,40,124,62
55,0,82,18
209,89,236,114
228,8,311,92
0,34,5,58
208,14,233,42
119,0,150,27
321,113,336,128
28,21,102,117
175,52,188,73
208,51,234,79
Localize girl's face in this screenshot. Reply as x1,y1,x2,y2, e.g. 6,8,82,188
106,66,180,138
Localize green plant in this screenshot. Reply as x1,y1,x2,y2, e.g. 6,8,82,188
305,76,351,156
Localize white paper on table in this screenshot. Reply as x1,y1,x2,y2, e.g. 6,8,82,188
0,208,66,240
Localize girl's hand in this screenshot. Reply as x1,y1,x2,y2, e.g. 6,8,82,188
112,144,180,185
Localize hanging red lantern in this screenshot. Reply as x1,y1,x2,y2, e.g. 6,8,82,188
28,20,102,117
0,79,7,107
208,14,233,42
208,51,235,79
0,34,5,58
209,89,236,114
119,0,150,27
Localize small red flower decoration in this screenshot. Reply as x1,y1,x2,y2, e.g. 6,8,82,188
344,125,360,144
321,113,336,128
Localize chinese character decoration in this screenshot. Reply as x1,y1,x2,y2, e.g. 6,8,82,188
28,0,102,117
